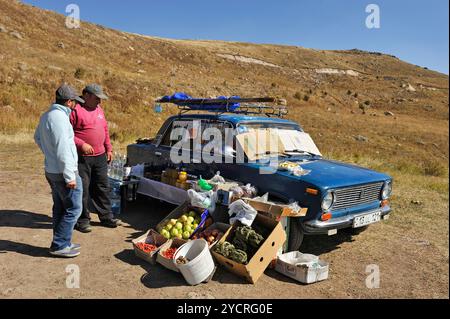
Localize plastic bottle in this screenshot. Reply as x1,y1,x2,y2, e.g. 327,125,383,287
110,183,121,216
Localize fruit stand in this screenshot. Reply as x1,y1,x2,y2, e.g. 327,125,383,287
118,163,325,285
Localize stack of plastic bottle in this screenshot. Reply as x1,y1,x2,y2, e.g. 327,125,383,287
107,152,127,181
107,152,127,216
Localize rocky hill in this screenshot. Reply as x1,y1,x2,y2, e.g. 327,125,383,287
0,0,448,174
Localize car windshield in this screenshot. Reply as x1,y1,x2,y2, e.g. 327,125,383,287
235,122,322,160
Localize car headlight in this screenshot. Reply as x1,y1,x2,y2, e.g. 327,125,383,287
321,191,335,211
381,181,392,199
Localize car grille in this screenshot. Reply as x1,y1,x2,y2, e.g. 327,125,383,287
332,182,383,210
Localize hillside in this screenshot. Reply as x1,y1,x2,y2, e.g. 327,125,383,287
0,0,449,299
0,0,448,175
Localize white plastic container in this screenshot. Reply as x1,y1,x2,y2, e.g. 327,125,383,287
275,251,329,284
173,239,215,285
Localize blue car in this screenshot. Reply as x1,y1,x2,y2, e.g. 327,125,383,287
127,103,393,251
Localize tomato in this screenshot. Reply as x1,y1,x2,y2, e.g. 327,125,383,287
162,247,177,259
136,242,158,253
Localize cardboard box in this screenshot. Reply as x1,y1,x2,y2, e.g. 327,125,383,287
236,130,284,161
243,198,308,220
161,174,177,186
132,229,168,265
243,198,307,256
275,252,329,284
211,213,286,284
156,238,188,272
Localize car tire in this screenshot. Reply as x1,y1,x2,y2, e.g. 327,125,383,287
287,218,304,252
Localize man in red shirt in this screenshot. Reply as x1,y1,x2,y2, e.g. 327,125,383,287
70,84,119,233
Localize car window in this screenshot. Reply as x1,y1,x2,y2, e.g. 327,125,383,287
160,119,234,152
237,122,301,133
160,119,200,148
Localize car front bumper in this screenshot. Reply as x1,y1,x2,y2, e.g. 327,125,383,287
302,205,391,235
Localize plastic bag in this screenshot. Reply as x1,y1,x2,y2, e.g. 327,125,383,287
229,185,245,199
228,199,257,226
292,166,311,177
287,201,302,213
130,164,144,177
252,192,269,203
198,176,213,191
241,183,258,198
187,189,216,212
209,171,226,184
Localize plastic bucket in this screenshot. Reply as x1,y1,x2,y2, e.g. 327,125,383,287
173,239,215,285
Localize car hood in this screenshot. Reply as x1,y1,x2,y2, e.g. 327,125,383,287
254,158,391,190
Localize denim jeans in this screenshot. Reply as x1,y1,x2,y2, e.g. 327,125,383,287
45,172,83,251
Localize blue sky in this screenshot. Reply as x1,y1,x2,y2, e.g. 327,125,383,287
22,0,449,74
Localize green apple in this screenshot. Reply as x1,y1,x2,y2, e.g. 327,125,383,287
164,223,173,231
182,231,190,240
188,211,197,218
193,223,199,230
169,219,177,226
180,215,188,223
176,233,183,239
184,225,192,232
170,228,179,237
175,222,183,230
187,216,195,224
161,229,170,239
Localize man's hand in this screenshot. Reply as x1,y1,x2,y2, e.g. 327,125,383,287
66,180,77,189
107,151,113,163
81,143,94,155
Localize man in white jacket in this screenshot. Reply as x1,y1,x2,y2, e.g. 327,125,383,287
34,84,85,258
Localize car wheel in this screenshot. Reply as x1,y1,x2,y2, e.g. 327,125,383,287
287,218,304,252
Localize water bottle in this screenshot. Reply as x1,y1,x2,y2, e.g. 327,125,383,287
154,103,162,113
110,183,121,216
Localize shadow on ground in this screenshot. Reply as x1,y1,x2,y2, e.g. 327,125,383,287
299,228,364,255
0,210,52,229
114,248,187,288
118,195,177,242
0,240,49,257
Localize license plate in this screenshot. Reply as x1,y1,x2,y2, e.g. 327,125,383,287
353,211,382,228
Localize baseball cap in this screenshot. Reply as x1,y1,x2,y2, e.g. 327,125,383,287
84,83,109,100
55,84,85,103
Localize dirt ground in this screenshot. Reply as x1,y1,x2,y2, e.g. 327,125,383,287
0,142,448,299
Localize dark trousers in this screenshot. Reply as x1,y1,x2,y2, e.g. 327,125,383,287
76,153,113,226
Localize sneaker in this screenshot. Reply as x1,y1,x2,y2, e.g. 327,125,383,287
100,218,120,228
75,224,92,233
70,243,81,251
49,247,80,258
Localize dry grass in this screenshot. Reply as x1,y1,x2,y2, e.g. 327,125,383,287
0,0,447,160
0,3,447,177
0,0,447,189
0,0,448,298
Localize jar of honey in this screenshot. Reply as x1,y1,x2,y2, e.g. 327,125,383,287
178,171,188,183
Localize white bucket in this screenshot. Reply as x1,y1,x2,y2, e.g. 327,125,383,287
173,239,215,285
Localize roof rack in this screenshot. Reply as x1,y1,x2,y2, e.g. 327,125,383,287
155,97,288,118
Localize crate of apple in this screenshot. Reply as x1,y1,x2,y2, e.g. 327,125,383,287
192,228,224,246
159,210,202,240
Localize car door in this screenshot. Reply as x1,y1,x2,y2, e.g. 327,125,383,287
198,119,235,179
